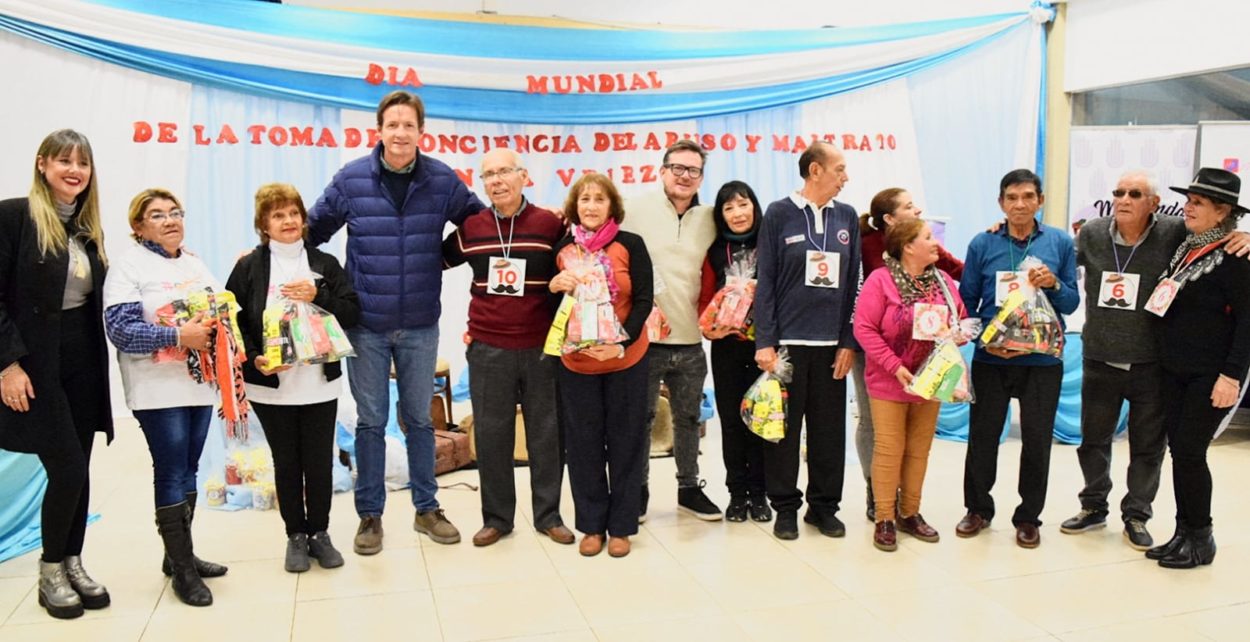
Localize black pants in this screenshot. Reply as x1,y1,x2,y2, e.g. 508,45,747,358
763,345,845,515
1162,369,1232,530
963,361,1063,527
558,355,649,537
1076,360,1166,523
710,338,765,498
252,400,337,536
38,305,103,563
467,342,564,532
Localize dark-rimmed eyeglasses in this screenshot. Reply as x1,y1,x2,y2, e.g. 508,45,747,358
481,167,522,182
1112,189,1146,199
663,163,703,179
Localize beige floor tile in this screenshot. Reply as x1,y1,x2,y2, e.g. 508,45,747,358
1057,616,1215,642
1167,603,1250,642
0,614,149,642
732,599,894,640
791,536,959,597
434,579,586,641
499,631,598,642
290,590,438,641
0,576,33,624
149,558,295,617
546,529,679,578
562,566,722,629
595,613,751,642
646,520,795,567
295,545,429,602
0,550,38,579
975,544,1250,634
424,533,560,589
858,583,1049,641
143,602,293,642
684,556,847,611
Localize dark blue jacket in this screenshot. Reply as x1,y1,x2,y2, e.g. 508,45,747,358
307,144,484,331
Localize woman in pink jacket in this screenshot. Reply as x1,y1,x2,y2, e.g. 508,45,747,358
853,219,967,552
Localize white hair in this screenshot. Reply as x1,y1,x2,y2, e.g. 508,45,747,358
1119,169,1159,196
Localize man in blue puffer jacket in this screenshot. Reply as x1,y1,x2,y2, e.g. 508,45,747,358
308,91,484,554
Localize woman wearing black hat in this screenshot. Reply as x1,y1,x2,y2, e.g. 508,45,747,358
1146,168,1250,569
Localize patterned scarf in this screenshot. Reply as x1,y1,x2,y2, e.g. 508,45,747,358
572,219,621,301
1166,227,1227,276
884,256,939,305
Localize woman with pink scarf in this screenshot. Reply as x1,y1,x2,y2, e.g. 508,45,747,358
853,218,967,552
549,173,653,558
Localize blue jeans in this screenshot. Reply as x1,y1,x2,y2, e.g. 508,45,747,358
133,406,213,508
347,325,440,515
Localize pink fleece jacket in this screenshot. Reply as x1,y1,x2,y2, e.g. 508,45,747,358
853,266,967,402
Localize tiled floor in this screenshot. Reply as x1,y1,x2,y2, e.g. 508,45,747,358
3,414,1249,641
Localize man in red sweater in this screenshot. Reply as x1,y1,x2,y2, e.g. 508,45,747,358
442,149,575,547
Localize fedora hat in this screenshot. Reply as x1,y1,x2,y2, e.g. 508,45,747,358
1170,167,1250,214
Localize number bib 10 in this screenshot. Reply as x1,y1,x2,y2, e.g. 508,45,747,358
487,257,526,297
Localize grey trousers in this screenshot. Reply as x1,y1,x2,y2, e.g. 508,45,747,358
851,352,876,485
1076,360,1166,523
641,344,709,489
467,342,565,532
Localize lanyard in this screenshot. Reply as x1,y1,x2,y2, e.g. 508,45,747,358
493,212,517,260
803,206,829,253
1005,226,1034,270
1110,227,1142,274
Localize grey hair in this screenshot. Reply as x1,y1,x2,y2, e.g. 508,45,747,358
1119,169,1159,196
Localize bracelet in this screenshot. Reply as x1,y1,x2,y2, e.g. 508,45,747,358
616,345,625,359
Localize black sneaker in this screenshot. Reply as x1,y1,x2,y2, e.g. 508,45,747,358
1123,519,1154,551
677,481,723,521
774,511,799,540
308,531,345,569
725,496,749,522
1059,509,1107,534
804,509,846,538
638,485,649,524
284,534,310,573
749,496,773,523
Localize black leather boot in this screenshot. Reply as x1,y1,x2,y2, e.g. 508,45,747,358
1145,523,1188,560
156,502,213,606
1159,525,1216,569
162,492,228,578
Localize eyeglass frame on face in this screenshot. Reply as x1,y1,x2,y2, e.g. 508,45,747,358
146,209,186,223
1112,189,1148,200
481,166,524,182
663,163,703,179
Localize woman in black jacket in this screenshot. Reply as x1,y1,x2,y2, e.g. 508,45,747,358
1147,168,1250,569
225,184,360,573
0,129,113,619
699,181,769,523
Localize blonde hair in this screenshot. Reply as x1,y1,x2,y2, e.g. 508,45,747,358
253,183,308,243
127,188,183,242
30,129,106,264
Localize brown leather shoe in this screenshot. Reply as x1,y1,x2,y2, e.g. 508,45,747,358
955,513,990,538
579,534,604,557
1016,523,1040,549
898,513,940,543
873,521,898,552
542,525,575,545
472,526,505,547
607,536,631,558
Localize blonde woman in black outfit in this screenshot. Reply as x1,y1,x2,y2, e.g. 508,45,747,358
1148,168,1250,569
0,130,113,619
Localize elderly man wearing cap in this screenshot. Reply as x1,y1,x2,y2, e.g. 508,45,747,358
1140,168,1250,569
1060,170,1250,552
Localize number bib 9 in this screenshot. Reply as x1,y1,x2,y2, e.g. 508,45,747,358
1097,272,1139,310
487,256,526,297
805,251,839,288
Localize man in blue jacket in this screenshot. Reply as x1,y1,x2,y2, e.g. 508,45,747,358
955,169,1078,549
308,91,484,554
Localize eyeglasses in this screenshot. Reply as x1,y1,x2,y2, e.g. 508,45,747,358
147,210,186,223
663,163,703,179
1111,189,1147,199
481,167,522,182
